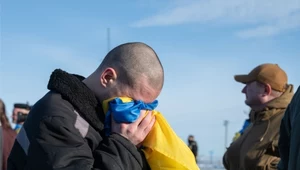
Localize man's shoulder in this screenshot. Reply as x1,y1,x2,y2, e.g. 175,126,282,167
29,91,75,119
40,90,73,105
23,90,89,138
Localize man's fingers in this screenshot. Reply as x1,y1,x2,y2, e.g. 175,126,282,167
110,110,156,146
132,110,148,126
144,116,156,135
138,111,153,129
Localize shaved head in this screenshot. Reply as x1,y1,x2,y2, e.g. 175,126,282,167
99,42,164,92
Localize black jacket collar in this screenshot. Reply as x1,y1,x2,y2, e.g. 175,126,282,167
47,69,105,132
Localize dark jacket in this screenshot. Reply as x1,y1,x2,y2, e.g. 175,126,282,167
8,69,150,170
188,140,198,158
278,86,300,170
1,125,17,170
223,85,294,170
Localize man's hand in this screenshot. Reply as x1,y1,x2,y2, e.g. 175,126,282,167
111,110,156,146
12,108,30,124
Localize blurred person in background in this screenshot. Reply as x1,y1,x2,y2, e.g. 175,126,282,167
223,63,294,170
0,99,17,170
188,135,198,162
11,103,31,133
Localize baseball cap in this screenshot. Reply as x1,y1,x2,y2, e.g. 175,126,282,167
234,63,288,92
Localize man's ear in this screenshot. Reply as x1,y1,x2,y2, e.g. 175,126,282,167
264,84,272,95
100,68,117,87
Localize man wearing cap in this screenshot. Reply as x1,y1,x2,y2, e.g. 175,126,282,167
223,63,294,170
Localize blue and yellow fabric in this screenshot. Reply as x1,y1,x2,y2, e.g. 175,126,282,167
232,119,251,141
103,97,200,170
14,124,22,134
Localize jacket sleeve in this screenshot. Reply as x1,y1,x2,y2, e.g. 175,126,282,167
257,155,280,170
257,139,281,170
93,133,150,170
222,151,229,170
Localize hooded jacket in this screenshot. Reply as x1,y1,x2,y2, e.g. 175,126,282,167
8,69,150,170
223,85,294,170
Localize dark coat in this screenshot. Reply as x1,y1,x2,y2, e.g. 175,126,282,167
278,86,300,170
8,69,150,170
